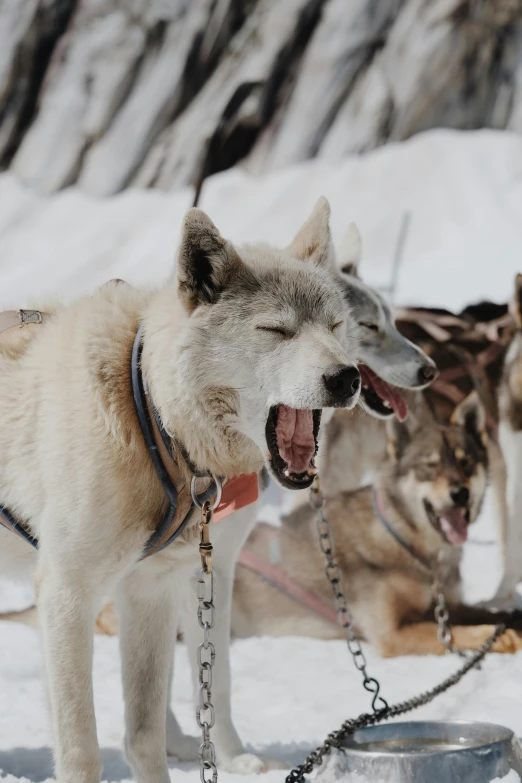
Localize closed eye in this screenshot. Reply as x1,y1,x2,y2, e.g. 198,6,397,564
332,320,344,332
256,325,293,338
360,321,379,332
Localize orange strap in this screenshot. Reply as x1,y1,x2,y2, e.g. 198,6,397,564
213,473,259,522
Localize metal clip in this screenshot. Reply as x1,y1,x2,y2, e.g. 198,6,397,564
199,501,213,574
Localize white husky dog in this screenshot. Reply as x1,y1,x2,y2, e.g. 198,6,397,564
0,198,364,783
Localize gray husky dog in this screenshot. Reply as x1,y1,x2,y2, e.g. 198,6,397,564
0,198,365,783
294,223,438,505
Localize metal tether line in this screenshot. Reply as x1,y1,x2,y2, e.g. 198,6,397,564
286,477,506,783
191,474,222,783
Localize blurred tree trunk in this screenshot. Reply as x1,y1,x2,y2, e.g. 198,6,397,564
0,0,521,195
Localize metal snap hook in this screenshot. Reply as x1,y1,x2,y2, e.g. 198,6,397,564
191,474,223,510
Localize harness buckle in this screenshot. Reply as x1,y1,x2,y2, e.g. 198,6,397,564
19,309,43,325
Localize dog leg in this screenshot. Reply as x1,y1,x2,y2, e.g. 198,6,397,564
494,426,522,604
116,565,177,783
376,621,522,657
488,439,508,567
37,570,102,783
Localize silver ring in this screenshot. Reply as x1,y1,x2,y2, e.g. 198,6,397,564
191,474,223,510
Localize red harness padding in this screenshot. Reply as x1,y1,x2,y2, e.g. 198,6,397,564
213,474,259,522
237,525,340,627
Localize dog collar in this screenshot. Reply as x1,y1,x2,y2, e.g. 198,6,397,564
132,326,259,558
0,307,259,556
372,488,432,571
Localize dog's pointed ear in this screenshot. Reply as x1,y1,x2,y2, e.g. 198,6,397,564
339,223,362,277
177,208,243,312
287,196,331,268
451,391,487,445
512,273,522,328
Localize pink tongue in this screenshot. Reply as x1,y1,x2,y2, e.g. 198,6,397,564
360,366,408,422
440,508,468,545
275,406,315,474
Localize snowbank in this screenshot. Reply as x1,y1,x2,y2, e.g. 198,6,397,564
1,129,522,311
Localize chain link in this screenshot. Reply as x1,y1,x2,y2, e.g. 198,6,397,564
310,479,388,713
431,568,463,656
193,485,221,783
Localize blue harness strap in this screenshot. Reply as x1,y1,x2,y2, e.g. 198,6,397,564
0,504,38,549
0,320,218,560
372,488,432,571
130,325,218,558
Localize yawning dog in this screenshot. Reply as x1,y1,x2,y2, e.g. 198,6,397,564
0,199,364,782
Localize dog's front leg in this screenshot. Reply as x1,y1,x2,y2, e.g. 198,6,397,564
494,425,522,605
37,569,101,783
116,564,178,783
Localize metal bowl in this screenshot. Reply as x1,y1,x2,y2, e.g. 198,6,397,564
334,721,522,783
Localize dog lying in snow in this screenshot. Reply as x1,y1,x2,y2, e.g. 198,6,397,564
234,391,522,655
0,198,373,782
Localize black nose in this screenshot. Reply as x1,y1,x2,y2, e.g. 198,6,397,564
418,363,438,386
450,486,469,507
323,366,360,403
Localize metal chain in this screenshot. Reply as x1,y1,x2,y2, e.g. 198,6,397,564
286,622,505,783
288,477,505,783
191,475,222,783
309,479,388,713
430,553,469,657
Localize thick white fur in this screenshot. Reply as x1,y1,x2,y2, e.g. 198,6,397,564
0,201,362,782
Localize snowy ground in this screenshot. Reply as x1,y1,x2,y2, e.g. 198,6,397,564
1,129,522,782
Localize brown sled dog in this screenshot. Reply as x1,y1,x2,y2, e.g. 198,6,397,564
233,391,522,655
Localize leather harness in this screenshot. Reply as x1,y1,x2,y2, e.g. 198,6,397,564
372,488,432,571
0,298,513,561
0,309,258,558
237,525,340,627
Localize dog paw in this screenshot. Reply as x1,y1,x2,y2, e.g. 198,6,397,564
223,753,289,774
492,628,522,654
166,732,200,762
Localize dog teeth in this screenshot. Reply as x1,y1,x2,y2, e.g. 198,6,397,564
284,468,290,478
307,466,318,477
383,400,391,408
363,384,369,390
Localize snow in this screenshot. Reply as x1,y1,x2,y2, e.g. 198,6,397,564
1,129,521,310
1,128,522,782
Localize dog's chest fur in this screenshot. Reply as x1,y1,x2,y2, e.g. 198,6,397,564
0,285,202,567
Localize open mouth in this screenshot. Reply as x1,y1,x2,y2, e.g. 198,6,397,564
358,365,408,422
423,499,470,545
265,405,321,490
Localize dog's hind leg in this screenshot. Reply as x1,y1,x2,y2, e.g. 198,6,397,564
494,425,522,605
37,565,102,783
116,562,179,783
376,621,522,657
